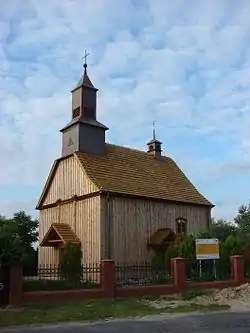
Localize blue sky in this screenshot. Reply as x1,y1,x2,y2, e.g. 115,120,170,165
0,0,250,221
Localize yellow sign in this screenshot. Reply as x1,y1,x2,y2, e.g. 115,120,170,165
195,238,219,260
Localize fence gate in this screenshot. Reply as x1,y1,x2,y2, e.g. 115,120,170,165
0,265,10,306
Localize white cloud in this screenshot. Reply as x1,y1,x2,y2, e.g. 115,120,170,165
0,0,250,219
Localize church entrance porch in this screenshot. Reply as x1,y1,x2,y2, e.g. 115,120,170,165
39,223,80,276
148,227,176,271
148,227,176,252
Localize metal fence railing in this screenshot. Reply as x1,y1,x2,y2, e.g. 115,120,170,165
115,262,173,288
23,264,101,291
23,258,236,292
186,259,231,282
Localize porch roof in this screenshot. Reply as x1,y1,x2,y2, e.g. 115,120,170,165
40,223,80,247
148,228,176,246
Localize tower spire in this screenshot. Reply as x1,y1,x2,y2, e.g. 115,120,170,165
146,120,162,158
152,120,156,141
72,51,95,90
60,51,108,157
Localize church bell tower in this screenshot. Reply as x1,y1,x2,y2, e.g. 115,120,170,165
60,51,108,157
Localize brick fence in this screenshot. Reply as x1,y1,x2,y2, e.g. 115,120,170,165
8,255,245,306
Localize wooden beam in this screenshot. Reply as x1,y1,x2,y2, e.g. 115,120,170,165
39,191,101,210
47,240,62,243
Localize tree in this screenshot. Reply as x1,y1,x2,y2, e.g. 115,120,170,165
178,234,196,260
0,211,38,269
211,219,237,242
235,205,250,232
0,221,25,265
196,217,237,243
12,211,38,250
233,205,250,247
11,211,38,273
0,215,11,227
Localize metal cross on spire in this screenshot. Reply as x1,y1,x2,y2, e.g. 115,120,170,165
83,50,90,69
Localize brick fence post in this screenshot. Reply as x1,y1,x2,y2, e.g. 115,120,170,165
101,260,116,299
231,255,244,285
9,266,23,307
171,257,186,293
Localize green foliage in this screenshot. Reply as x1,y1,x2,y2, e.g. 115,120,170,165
235,204,250,232
198,218,237,242
234,205,250,247
0,222,25,265
222,234,244,256
154,217,247,279
59,242,83,281
151,250,165,269
181,288,206,300
164,232,245,263
211,219,237,242
165,243,180,260
0,211,38,266
13,211,38,250
178,234,196,260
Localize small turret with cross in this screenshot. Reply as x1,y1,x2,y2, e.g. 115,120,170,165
147,121,162,158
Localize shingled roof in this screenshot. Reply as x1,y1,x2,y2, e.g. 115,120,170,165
76,144,213,207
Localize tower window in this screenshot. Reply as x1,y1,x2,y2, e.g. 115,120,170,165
176,218,187,236
73,107,80,119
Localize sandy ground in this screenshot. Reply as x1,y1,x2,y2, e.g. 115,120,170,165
141,283,250,312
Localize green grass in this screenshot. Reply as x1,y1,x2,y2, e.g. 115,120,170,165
0,298,230,327
180,288,211,301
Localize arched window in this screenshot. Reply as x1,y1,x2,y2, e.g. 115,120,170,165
176,217,187,236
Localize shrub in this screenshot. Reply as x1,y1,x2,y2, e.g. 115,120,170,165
59,242,83,282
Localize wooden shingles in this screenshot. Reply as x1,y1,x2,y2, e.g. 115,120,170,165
40,223,80,247
76,144,213,207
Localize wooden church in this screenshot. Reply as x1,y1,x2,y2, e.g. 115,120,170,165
37,61,214,266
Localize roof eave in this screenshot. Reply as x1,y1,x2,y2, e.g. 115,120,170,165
99,189,214,208
71,84,98,93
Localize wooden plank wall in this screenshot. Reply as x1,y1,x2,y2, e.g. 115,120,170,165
43,156,98,205
109,196,210,264
38,197,101,266
38,155,101,267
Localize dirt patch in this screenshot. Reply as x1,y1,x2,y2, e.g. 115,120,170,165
141,283,250,312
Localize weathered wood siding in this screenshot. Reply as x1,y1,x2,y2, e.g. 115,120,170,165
75,198,101,265
38,207,59,266
38,196,101,266
43,156,98,206
106,196,210,263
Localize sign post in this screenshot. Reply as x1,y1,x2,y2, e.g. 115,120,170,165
195,239,220,279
